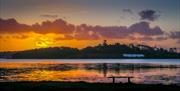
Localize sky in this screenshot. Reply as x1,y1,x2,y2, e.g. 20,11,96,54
0,0,180,52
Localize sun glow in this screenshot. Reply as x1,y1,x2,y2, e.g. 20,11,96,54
35,36,53,48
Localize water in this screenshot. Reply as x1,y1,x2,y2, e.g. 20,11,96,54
0,59,180,85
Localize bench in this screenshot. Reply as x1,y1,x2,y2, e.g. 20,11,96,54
108,76,134,83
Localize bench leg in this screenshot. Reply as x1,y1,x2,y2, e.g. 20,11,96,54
128,78,131,83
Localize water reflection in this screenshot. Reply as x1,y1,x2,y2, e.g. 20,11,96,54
0,61,180,85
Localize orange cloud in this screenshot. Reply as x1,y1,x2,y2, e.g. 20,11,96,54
32,19,75,34
0,18,31,33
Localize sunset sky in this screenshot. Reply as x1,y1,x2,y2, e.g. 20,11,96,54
0,0,180,52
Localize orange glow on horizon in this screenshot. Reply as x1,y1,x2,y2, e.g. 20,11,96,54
0,31,179,52
0,32,177,52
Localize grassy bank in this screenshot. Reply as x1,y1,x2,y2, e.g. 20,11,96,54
0,81,179,91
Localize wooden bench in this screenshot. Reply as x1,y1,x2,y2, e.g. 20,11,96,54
108,76,134,83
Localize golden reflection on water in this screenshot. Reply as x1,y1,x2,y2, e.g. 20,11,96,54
0,61,180,84
4,70,105,82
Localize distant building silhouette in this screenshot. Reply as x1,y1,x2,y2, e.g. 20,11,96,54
123,54,144,58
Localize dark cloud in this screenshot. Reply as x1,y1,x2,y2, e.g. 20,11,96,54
139,9,160,21
122,9,133,14
0,18,166,41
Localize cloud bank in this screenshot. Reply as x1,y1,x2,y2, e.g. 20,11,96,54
0,18,178,43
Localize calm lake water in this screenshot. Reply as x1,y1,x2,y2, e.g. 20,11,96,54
0,59,180,85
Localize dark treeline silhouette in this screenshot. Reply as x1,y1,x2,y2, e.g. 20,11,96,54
0,41,179,59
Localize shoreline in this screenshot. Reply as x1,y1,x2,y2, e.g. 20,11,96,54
1,57,180,59
0,81,179,91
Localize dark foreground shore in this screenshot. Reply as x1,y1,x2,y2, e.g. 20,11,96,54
0,81,180,91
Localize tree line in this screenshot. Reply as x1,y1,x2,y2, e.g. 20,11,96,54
0,41,179,59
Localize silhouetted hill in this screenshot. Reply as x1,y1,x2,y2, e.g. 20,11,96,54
0,42,179,59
